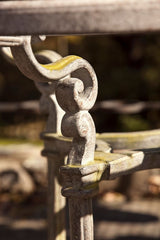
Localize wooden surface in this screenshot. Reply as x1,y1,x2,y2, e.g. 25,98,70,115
1,0,160,35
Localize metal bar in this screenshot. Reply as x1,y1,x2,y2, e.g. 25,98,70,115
93,100,160,114
47,156,66,240
1,0,160,35
69,198,93,240
99,129,160,150
107,149,160,179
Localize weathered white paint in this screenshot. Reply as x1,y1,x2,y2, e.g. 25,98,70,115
1,0,160,35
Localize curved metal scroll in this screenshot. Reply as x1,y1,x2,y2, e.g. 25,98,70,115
0,36,98,240
6,36,98,167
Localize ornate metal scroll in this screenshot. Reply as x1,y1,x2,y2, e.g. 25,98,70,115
0,36,98,240
55,57,98,239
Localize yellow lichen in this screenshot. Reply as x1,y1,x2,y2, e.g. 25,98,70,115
41,55,81,71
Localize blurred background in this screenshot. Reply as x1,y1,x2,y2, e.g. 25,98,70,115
0,35,160,240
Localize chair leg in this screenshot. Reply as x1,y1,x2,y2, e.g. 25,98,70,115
48,156,66,240
69,198,93,240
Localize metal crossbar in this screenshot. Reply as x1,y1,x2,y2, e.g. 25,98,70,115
0,0,160,35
